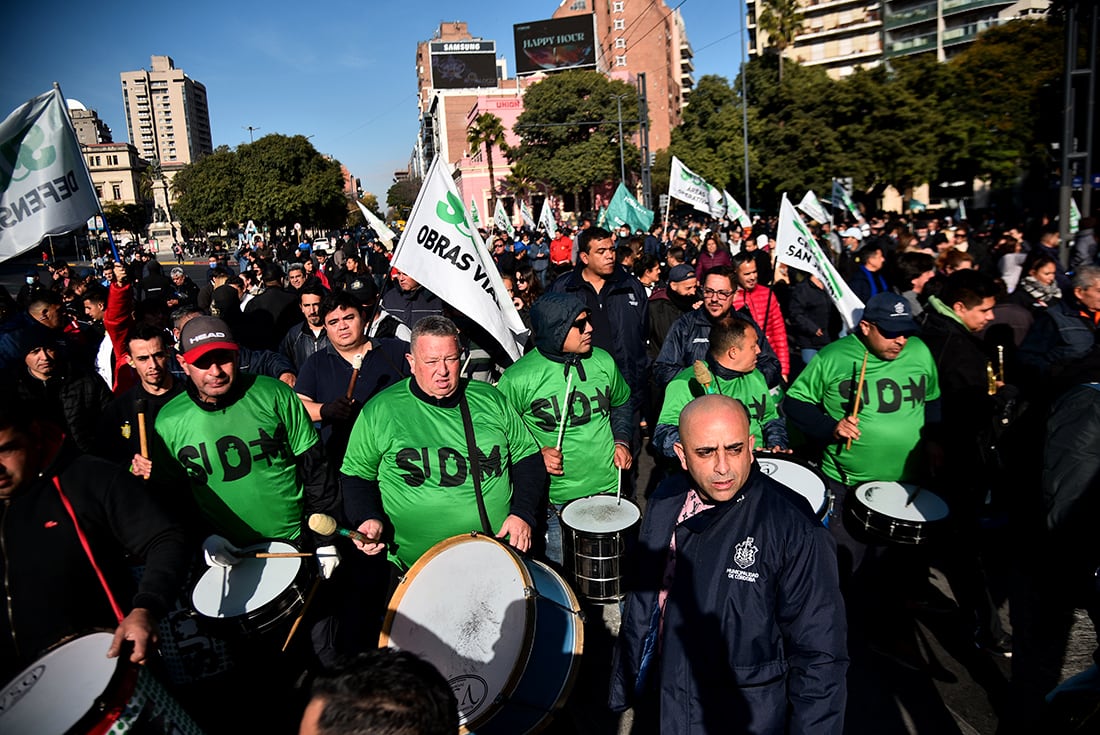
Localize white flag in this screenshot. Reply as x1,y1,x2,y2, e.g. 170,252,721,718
356,201,397,250
518,199,536,230
391,158,527,361
538,198,558,239
775,194,864,330
493,199,514,238
1069,197,1081,234
470,198,481,226
0,88,99,261
669,156,715,217
723,190,752,229
831,180,864,223
796,190,830,225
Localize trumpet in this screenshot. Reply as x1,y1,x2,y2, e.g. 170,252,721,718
987,362,998,396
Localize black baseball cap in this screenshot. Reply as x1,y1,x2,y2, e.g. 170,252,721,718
861,293,918,335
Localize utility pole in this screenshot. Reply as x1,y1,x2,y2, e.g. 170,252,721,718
637,73,653,211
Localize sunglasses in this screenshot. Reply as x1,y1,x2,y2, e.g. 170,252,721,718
572,317,589,332
516,277,529,283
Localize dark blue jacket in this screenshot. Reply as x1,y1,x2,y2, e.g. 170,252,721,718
610,466,848,734
548,265,649,408
652,307,783,389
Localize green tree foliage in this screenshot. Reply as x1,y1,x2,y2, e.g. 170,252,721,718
508,70,639,195
172,136,347,236
757,0,804,83
103,202,149,241
386,177,422,222
466,113,507,213
661,18,1062,211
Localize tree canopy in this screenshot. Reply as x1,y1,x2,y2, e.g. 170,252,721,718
507,70,640,195
386,177,422,222
172,135,348,236
664,18,1063,212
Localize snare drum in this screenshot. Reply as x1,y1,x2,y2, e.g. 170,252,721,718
380,534,583,734
847,481,950,544
560,495,641,602
191,539,314,636
755,454,831,520
0,631,205,735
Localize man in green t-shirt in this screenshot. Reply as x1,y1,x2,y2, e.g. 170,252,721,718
654,314,787,460
341,316,545,571
497,293,632,564
151,316,340,567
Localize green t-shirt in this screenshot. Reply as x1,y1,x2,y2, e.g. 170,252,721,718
657,365,777,449
787,333,940,484
153,374,320,543
341,379,540,569
497,347,631,505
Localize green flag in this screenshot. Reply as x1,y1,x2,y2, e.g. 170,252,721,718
470,198,480,226
604,182,654,233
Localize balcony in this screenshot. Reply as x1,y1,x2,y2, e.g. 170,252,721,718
885,33,938,57
798,13,882,42
884,2,936,30
943,0,1012,17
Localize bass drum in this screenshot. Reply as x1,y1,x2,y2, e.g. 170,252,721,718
380,533,583,734
755,453,832,521
0,630,205,735
847,481,950,545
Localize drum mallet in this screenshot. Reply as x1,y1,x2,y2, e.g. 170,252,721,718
693,360,715,394
555,370,575,451
308,513,374,545
845,351,869,451
136,398,149,459
346,353,364,401
283,577,322,652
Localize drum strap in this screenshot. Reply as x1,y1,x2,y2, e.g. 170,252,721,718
458,388,495,536
52,476,125,623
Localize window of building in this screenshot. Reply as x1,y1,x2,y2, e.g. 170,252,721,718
615,55,627,66
94,186,102,198
112,184,121,200
615,37,626,48
569,0,586,8
108,155,119,165
613,1,624,11
613,18,625,30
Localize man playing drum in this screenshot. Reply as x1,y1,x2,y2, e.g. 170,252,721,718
340,316,546,571
785,292,942,666
0,394,189,680
611,395,847,733
497,293,633,565
653,314,788,461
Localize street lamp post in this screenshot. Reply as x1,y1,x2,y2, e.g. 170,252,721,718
615,95,627,185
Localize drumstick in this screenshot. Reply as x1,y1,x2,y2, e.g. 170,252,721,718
845,351,869,451
905,485,924,508
555,370,575,451
617,468,624,506
245,551,314,558
282,577,322,652
136,398,149,458
345,353,364,401
693,360,714,394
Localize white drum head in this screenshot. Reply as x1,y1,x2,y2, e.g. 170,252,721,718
756,456,828,512
0,632,117,735
561,495,641,533
191,540,302,618
855,482,949,523
381,535,534,728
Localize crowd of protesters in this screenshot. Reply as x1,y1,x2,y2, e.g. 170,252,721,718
1,202,1098,734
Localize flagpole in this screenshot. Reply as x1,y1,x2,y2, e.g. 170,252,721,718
54,82,122,263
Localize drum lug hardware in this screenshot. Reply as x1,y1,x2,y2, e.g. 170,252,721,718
523,586,537,599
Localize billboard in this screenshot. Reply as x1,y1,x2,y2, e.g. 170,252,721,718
513,15,597,75
430,40,499,90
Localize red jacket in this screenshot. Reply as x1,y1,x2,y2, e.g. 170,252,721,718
733,285,790,378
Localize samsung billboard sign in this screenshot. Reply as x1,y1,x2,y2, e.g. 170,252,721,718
513,14,597,75
429,40,499,90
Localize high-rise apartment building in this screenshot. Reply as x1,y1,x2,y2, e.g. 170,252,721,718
67,102,113,146
746,0,1048,78
120,55,213,166
552,0,694,152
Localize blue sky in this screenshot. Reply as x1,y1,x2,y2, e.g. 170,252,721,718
2,0,744,207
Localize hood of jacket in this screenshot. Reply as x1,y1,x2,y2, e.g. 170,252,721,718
530,292,587,360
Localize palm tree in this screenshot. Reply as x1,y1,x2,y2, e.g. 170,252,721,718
466,112,507,215
758,0,804,84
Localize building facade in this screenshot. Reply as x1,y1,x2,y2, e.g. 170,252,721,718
746,0,1049,78
119,55,213,167
68,104,113,146
552,0,693,152
82,142,148,207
